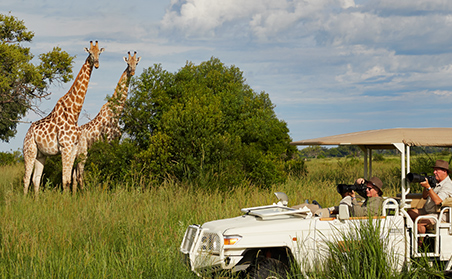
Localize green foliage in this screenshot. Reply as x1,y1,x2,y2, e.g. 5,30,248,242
284,157,307,179
117,57,297,189
41,154,63,190
84,138,139,187
0,150,22,166
299,145,364,158
410,155,440,175
373,153,385,161
0,13,74,142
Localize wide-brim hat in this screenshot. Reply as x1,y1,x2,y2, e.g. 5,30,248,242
366,176,383,193
432,160,450,172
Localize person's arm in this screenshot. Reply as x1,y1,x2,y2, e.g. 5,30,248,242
421,178,442,205
355,178,365,186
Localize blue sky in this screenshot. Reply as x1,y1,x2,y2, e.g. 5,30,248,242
3,0,452,152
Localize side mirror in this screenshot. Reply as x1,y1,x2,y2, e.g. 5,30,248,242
274,192,288,207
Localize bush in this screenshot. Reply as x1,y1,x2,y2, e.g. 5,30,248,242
373,153,385,161
84,138,139,188
115,58,297,189
0,150,23,166
41,154,63,190
284,157,308,179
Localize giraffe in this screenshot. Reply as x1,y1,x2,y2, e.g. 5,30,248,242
72,51,140,190
23,41,104,194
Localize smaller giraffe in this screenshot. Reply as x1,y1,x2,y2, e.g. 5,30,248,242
72,51,141,190
23,41,104,194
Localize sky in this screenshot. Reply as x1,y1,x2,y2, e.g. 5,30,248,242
3,0,452,152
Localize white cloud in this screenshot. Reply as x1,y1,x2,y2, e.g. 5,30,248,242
160,0,348,40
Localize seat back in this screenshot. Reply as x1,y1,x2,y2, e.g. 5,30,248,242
382,198,399,216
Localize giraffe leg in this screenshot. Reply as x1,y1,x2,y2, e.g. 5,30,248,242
61,151,71,193
72,164,79,191
62,146,78,193
73,154,87,191
23,144,37,195
31,154,46,194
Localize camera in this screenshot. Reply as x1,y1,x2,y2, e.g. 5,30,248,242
337,182,367,198
406,172,437,188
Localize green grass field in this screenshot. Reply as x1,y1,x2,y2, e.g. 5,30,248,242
0,157,442,278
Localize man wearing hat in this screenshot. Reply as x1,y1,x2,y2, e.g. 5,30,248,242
408,159,452,234
350,176,385,217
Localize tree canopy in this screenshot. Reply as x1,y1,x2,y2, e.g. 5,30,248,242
0,13,74,142
85,58,303,189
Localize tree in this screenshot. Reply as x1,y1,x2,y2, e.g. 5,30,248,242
0,13,74,142
89,58,300,189
299,146,328,158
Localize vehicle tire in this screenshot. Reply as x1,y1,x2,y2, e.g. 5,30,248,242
247,258,289,279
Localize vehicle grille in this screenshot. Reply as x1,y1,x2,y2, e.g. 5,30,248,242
181,225,200,253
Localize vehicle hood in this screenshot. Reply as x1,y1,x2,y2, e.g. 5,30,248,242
200,214,315,236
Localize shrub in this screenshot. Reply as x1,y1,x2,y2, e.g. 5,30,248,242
115,58,297,189
84,138,139,188
0,150,23,166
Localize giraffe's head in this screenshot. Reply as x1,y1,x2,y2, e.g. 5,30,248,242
123,51,141,76
84,41,105,69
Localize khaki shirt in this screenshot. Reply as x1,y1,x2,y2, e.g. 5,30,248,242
424,175,452,214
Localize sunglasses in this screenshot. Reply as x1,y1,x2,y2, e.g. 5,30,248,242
366,187,374,191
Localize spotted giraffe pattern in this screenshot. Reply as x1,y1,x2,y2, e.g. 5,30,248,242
72,51,140,190
23,41,104,194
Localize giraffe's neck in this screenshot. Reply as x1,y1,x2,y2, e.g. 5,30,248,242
109,69,131,113
82,68,130,140
52,59,93,124
112,70,130,103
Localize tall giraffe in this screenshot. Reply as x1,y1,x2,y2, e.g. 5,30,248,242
23,41,104,194
72,51,140,190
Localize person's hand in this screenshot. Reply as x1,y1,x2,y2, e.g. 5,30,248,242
356,178,365,185
420,178,430,189
351,190,356,198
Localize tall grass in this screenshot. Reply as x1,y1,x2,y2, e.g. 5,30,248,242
311,218,443,279
0,156,442,278
320,219,399,279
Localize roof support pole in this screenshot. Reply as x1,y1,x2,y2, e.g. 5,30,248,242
393,143,407,208
407,145,410,173
363,147,368,179
369,149,373,178
405,145,410,198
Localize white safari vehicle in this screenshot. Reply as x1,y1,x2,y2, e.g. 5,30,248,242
180,128,452,278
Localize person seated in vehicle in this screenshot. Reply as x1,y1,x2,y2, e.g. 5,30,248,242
407,160,452,234
329,176,384,217
328,189,354,215
350,176,384,217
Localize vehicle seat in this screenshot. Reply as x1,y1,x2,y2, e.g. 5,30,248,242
382,198,399,216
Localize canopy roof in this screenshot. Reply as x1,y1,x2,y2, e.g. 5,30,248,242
290,128,452,149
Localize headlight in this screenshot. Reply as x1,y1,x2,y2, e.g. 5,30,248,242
200,232,221,254
224,235,242,246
